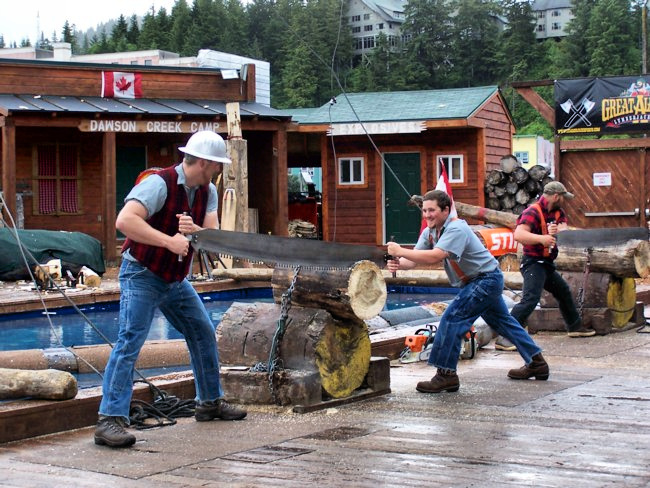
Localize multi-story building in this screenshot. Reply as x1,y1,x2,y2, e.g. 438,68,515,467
347,0,407,58
532,0,574,40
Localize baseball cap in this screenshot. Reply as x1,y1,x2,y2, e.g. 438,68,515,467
543,181,574,199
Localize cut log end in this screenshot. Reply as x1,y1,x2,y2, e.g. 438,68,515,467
314,321,371,398
634,240,650,278
347,260,387,320
606,277,636,328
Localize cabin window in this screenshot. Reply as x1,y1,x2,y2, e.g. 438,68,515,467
437,155,464,183
338,157,365,186
33,144,81,215
514,151,529,165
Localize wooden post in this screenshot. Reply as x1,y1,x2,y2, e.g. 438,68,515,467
1,117,16,226
225,102,249,233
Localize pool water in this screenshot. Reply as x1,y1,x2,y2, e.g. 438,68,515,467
0,286,456,352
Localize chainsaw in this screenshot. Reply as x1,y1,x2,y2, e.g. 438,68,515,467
399,324,477,363
188,228,393,270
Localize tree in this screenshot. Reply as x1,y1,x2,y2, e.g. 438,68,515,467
559,0,597,77
221,0,250,56
449,0,502,87
586,0,638,76
138,7,158,50
127,15,140,46
498,0,540,81
62,21,78,53
169,0,193,55
401,0,456,89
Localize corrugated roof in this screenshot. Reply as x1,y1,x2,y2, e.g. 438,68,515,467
0,94,291,119
281,86,499,124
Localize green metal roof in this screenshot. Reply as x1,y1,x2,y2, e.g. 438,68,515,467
281,86,499,125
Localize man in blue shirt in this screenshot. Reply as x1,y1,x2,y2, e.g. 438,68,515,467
387,190,548,393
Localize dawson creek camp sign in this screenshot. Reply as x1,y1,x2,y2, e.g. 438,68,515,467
79,120,221,133
555,75,650,135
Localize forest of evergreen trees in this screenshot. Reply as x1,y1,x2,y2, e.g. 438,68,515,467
1,0,648,136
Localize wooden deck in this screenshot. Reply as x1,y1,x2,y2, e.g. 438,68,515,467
1,328,650,487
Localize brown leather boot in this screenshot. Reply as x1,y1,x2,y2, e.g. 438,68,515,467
416,369,460,393
507,353,549,380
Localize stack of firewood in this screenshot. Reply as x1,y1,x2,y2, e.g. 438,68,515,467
484,156,554,214
288,219,318,239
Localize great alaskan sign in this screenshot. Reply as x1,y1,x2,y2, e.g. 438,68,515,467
555,75,650,135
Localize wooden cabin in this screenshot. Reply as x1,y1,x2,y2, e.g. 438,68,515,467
0,59,291,262
284,87,515,245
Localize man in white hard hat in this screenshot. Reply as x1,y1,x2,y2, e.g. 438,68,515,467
95,131,246,448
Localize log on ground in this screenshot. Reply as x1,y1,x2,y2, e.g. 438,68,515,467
555,240,650,278
0,368,77,400
217,302,371,398
272,260,386,321
541,272,637,327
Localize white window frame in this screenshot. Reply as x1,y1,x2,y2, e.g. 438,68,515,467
437,155,464,183
338,157,365,185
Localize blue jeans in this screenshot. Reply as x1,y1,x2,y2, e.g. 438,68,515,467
99,259,223,422
510,256,581,332
428,268,542,372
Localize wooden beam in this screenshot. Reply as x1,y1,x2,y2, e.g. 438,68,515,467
510,79,554,88
102,132,117,262
560,137,650,150
272,130,288,236
514,86,555,127
1,118,16,226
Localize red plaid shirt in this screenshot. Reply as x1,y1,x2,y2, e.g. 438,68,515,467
516,195,566,259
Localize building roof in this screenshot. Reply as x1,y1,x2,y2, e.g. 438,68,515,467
0,94,289,119
531,0,572,11
360,0,407,22
282,86,499,124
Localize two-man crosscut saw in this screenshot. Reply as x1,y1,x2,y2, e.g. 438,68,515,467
556,227,649,248
189,229,392,270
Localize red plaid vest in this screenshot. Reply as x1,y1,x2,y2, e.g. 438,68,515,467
122,165,208,282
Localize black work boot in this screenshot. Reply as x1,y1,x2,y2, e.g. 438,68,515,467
416,368,460,393
195,399,247,421
508,353,549,380
94,416,136,448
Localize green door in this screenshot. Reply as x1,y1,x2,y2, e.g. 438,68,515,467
116,146,147,239
384,152,422,244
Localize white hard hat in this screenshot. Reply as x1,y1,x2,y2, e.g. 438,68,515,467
179,131,231,164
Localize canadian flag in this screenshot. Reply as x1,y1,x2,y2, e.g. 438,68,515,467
101,71,143,99
435,158,458,218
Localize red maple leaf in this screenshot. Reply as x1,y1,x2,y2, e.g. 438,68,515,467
115,76,132,93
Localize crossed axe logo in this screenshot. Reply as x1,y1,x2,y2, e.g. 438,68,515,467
560,98,596,128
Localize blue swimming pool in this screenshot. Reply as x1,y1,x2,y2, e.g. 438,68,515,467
0,285,456,352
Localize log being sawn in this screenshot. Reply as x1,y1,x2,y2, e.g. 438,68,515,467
217,260,386,400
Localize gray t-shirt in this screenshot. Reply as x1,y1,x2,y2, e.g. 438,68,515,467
125,164,218,216
122,164,218,260
416,217,497,287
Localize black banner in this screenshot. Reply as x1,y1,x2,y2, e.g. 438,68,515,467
554,75,650,135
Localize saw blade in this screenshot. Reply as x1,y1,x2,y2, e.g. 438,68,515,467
556,227,649,248
189,229,390,269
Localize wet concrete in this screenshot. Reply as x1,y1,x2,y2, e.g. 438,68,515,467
1,328,650,487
